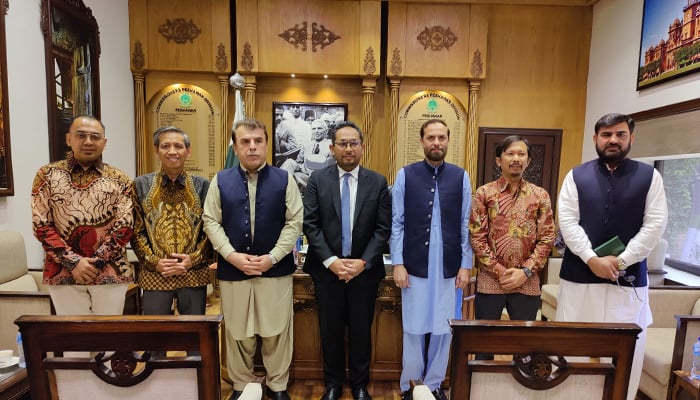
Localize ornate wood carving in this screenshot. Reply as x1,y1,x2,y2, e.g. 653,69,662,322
311,22,340,52
131,40,144,71
91,351,155,387
363,46,376,76
158,18,201,44
40,0,101,56
512,355,571,390
3,0,7,15
417,26,457,51
215,43,228,72
241,42,254,71
293,298,316,313
278,21,340,52
279,22,308,51
471,49,483,77
390,48,402,76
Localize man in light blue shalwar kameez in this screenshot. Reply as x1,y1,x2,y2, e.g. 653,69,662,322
391,119,472,400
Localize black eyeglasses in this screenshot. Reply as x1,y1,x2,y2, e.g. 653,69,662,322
334,140,361,149
616,270,641,302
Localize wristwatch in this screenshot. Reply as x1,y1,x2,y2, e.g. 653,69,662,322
617,257,627,270
522,267,533,279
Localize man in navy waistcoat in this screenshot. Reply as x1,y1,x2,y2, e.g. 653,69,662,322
556,113,667,400
390,119,472,400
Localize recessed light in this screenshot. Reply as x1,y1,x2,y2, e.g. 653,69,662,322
291,74,296,78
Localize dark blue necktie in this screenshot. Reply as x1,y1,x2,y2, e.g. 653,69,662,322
341,173,351,257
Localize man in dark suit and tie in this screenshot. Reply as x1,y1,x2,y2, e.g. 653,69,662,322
303,121,392,400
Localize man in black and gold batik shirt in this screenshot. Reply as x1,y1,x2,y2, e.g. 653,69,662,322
131,126,212,317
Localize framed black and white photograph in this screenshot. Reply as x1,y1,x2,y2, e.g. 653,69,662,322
273,101,348,193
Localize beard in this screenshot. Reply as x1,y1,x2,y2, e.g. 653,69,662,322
425,147,446,162
596,143,631,164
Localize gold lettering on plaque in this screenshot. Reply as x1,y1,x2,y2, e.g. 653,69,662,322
148,84,221,180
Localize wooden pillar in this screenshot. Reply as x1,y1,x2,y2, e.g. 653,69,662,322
388,78,401,185
466,79,481,191
360,78,376,168
133,71,148,176
242,74,257,119
219,75,230,170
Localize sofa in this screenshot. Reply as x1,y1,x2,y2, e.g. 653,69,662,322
538,254,700,400
0,230,52,350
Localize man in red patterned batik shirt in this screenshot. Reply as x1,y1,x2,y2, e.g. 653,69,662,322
469,135,555,359
31,115,134,315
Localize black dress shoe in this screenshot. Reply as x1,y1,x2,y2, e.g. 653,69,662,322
352,386,372,400
321,384,343,400
228,390,243,400
432,388,448,400
266,388,291,400
400,390,413,400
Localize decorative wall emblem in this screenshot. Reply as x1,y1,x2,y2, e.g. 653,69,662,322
215,43,228,72
417,26,457,51
241,42,254,71
158,18,201,44
131,40,145,71
471,49,483,77
363,46,376,76
278,21,341,52
390,48,402,76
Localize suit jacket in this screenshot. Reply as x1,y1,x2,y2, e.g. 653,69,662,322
302,165,392,283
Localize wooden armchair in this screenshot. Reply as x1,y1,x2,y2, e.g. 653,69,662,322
15,314,223,400
449,319,641,400
668,315,700,400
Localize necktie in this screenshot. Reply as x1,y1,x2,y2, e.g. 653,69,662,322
313,142,320,154
341,173,352,257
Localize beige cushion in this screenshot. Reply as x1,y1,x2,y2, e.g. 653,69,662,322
643,328,675,390
692,299,700,315
0,230,29,283
0,274,39,291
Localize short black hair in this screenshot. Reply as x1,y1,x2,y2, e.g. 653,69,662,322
496,135,531,158
330,121,364,143
419,119,450,138
232,118,268,143
594,113,635,134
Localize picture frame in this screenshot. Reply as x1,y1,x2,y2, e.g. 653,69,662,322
637,0,700,90
41,0,101,161
273,101,348,193
0,0,14,196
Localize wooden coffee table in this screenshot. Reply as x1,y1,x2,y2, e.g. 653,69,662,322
0,365,29,400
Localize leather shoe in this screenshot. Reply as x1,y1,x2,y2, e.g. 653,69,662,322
266,388,291,400
432,388,448,400
228,390,243,400
352,386,372,400
400,390,413,400
321,384,343,400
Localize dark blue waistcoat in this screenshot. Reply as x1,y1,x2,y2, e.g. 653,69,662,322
216,165,295,281
561,159,653,287
403,160,464,278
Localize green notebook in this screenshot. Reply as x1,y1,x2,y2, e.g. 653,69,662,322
594,235,626,257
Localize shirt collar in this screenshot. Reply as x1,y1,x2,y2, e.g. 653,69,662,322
338,165,360,180
160,169,186,186
497,175,527,194
67,151,104,173
239,163,267,177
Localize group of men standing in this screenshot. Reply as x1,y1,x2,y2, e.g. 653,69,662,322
30,112,666,400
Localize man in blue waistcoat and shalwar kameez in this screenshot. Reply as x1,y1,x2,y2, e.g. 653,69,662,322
203,119,303,400
556,113,667,400
391,119,472,400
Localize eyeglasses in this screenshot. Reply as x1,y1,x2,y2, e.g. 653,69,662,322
616,269,641,302
72,132,104,142
334,140,361,149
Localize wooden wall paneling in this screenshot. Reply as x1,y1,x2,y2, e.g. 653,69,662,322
467,5,488,79
387,2,407,79
129,0,149,70
477,5,591,193
256,0,360,75
236,0,259,73
359,1,382,76
211,1,231,74
146,0,214,71
403,3,471,78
